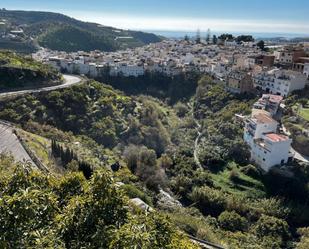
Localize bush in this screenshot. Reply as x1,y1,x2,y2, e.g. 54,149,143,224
174,102,189,118
229,169,241,183
240,165,261,179
121,184,153,205
189,186,226,216
218,211,248,232
253,215,290,241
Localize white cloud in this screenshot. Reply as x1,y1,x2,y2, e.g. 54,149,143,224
64,11,309,34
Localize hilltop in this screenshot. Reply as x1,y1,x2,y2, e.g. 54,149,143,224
0,51,61,90
0,9,162,53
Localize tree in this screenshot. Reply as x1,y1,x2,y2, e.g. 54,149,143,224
206,29,211,44
212,35,218,44
218,33,234,41
297,227,309,249
236,35,254,43
257,40,265,51
196,29,201,44
184,34,190,42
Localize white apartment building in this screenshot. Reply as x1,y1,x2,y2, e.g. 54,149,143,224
274,50,293,64
251,133,292,172
110,63,145,77
254,69,308,97
244,113,278,141
244,112,292,172
253,94,283,116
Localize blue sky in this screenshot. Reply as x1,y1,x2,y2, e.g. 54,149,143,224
2,0,309,34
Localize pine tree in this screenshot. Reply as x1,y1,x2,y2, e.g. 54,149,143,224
206,29,211,44
184,35,190,42
79,161,93,179
213,35,218,44
196,29,201,44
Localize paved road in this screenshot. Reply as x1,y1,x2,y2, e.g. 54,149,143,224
0,74,82,99
0,123,36,166
0,74,82,167
291,147,309,163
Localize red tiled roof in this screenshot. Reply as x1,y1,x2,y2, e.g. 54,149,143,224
265,133,289,142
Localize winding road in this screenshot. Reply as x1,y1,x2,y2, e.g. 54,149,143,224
0,74,82,99
0,121,36,167
0,74,82,166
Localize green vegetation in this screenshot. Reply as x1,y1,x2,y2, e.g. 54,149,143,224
300,108,309,121
283,87,309,156
38,25,117,52
0,9,162,52
99,71,201,104
0,51,61,90
0,155,196,248
2,74,309,248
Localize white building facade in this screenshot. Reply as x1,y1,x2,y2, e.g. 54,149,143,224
244,113,292,172
254,69,308,97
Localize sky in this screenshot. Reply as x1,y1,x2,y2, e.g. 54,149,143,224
2,0,309,35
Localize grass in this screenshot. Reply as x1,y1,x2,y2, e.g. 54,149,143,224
300,108,309,121
18,129,63,174
210,162,266,198
166,209,223,245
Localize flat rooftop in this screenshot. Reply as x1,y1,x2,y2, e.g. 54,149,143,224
252,113,276,124
265,133,289,142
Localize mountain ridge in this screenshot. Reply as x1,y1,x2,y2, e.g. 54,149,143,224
0,9,162,52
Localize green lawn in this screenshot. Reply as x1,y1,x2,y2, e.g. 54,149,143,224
210,163,266,199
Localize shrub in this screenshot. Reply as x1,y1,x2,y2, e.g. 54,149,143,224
253,215,290,241
189,186,226,216
121,184,153,205
240,164,261,179
174,102,189,118
218,211,248,232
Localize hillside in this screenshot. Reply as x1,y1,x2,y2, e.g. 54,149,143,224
0,51,62,90
283,86,309,156
2,77,309,248
0,155,196,248
0,9,162,52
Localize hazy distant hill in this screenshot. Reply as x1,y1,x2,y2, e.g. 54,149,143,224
0,9,162,52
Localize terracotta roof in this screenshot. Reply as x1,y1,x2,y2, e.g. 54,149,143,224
262,94,283,103
265,133,289,142
252,113,276,124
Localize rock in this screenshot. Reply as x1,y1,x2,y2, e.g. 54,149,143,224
156,189,182,210
130,198,153,212
288,116,297,123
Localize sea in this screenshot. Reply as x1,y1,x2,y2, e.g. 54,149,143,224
145,30,309,40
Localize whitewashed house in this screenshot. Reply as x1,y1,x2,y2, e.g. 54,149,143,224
244,112,292,172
